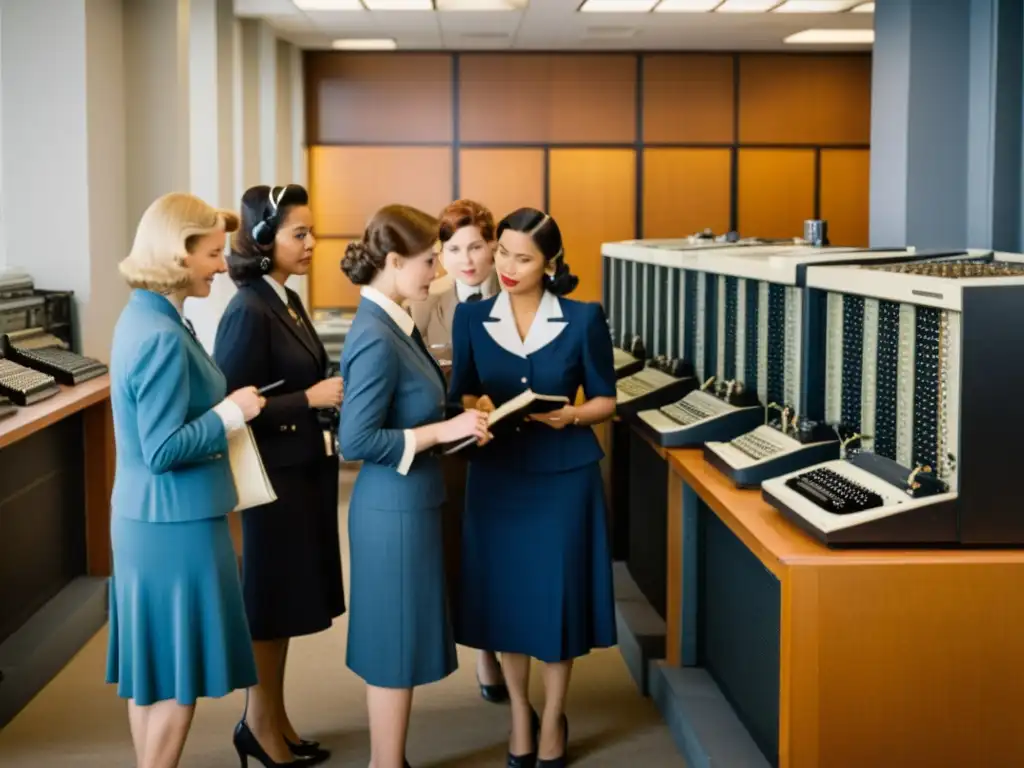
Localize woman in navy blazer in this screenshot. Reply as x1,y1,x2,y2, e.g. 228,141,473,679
214,184,344,767
106,193,265,768
448,208,618,768
339,204,490,768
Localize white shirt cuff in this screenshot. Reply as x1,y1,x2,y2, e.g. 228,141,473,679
214,399,247,435
396,428,416,476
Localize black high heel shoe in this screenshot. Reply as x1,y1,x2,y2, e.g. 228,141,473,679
537,714,568,768
478,674,510,704
233,720,318,767
285,737,330,763
507,708,541,768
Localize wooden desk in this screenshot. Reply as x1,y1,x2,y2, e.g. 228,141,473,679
0,377,114,727
661,448,1024,768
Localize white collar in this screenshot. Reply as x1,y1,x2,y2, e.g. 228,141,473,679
262,275,288,306
455,273,496,303
483,290,568,358
361,285,415,337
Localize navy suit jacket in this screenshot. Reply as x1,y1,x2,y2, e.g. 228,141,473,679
109,289,236,523
214,279,330,469
339,298,449,511
448,290,617,475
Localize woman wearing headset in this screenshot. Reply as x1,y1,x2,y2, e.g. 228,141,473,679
214,184,344,767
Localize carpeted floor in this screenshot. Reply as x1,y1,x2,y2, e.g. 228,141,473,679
0,468,683,767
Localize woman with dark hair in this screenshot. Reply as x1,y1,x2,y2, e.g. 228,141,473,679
448,207,618,768
213,184,344,767
339,204,491,768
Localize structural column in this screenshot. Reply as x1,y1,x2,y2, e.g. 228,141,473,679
870,0,1022,251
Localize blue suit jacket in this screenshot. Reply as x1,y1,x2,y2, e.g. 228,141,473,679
448,291,617,475
110,289,236,523
339,299,448,511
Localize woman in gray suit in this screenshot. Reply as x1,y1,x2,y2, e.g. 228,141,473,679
339,204,490,768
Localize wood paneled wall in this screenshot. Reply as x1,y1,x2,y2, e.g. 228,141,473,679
305,51,872,309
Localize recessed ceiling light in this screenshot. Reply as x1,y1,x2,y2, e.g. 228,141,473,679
774,0,858,11
294,0,363,9
437,0,527,8
784,28,874,43
579,0,659,12
332,37,399,49
655,0,721,11
363,0,433,9
851,1,874,11
715,0,780,11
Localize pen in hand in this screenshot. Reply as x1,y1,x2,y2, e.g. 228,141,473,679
258,379,286,395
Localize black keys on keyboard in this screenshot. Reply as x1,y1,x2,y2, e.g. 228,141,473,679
785,467,885,515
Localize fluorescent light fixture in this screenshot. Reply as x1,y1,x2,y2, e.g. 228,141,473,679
715,0,780,11
785,28,874,43
294,0,363,9
579,0,659,12
332,37,399,49
851,1,874,11
362,0,433,9
774,0,858,11
437,0,527,8
655,0,721,11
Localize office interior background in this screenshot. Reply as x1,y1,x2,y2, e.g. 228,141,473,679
2,0,1024,766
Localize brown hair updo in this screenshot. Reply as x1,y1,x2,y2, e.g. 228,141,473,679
342,204,439,286
438,199,496,245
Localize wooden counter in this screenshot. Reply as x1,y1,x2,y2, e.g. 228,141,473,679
0,376,114,728
0,376,114,576
659,448,1024,768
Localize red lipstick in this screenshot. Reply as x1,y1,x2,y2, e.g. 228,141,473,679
500,274,519,288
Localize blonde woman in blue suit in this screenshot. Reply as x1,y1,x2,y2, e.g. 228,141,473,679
106,193,267,768
339,204,491,768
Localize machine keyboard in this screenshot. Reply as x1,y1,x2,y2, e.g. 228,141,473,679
660,389,732,426
786,466,884,515
0,358,59,405
617,367,679,401
731,426,794,461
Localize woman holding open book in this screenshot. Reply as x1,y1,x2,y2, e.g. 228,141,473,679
448,207,618,768
339,204,491,768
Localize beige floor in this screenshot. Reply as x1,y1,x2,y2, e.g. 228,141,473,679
0,468,683,767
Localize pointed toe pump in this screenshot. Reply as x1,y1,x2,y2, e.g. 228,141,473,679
233,720,321,767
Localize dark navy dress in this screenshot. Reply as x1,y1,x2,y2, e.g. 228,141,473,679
449,290,618,663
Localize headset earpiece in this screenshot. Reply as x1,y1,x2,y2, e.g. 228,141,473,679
250,185,289,248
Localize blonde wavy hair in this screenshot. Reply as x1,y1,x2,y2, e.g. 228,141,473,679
119,192,240,293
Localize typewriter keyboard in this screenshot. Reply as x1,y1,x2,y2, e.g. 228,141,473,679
731,427,792,460
617,367,679,400
9,343,109,385
785,466,885,515
660,389,731,426
0,358,58,404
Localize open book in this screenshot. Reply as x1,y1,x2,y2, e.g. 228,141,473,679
441,388,570,455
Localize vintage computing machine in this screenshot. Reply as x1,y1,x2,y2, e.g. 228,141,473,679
761,252,1024,546
686,247,970,482
602,238,768,414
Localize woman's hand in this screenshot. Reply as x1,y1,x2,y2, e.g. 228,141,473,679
528,405,578,430
438,408,492,446
475,395,495,414
227,386,265,422
306,377,344,409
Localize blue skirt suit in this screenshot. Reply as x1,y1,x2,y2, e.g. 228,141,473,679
105,290,257,705
448,290,618,662
339,287,458,689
